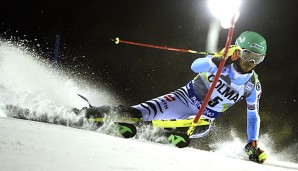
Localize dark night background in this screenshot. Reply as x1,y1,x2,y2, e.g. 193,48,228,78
1,0,297,157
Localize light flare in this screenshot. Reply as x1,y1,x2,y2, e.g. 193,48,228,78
208,0,241,28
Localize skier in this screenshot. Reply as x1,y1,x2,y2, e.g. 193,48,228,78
84,31,268,163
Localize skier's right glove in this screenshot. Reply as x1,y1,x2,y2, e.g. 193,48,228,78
244,140,267,164
211,45,242,67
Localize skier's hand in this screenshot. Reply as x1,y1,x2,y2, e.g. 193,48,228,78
244,140,267,164
213,45,242,59
211,45,242,66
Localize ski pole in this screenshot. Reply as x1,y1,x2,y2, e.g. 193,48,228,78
187,15,238,136
77,94,93,108
112,37,214,55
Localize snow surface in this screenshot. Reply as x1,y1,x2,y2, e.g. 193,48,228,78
1,117,298,171
0,40,298,171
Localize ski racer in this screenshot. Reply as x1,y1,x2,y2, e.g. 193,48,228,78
85,31,268,163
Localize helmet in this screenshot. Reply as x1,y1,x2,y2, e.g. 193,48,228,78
235,31,267,55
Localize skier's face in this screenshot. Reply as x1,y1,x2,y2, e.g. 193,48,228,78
239,58,257,72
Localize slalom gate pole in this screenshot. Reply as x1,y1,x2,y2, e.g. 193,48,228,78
112,37,214,55
187,15,238,136
54,34,61,69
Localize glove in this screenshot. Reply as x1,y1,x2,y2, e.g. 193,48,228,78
244,140,267,164
211,45,242,66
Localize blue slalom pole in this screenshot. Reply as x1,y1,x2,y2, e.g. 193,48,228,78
54,34,61,68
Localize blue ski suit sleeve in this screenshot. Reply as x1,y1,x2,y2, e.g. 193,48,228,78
246,79,262,143
191,55,216,73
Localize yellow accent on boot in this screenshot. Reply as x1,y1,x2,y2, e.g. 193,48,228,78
258,151,267,164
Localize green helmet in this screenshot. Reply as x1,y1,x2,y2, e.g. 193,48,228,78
235,31,267,55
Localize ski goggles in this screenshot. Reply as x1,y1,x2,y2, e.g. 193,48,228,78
240,49,265,64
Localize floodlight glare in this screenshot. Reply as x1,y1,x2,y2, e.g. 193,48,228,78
208,0,240,28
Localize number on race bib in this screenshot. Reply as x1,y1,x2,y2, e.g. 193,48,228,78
208,96,223,107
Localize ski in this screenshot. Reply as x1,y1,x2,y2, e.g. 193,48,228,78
93,118,191,147
4,104,191,148
89,117,210,128
113,120,191,147
4,104,137,138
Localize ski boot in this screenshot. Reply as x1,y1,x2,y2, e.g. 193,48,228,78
80,105,142,138
245,141,267,164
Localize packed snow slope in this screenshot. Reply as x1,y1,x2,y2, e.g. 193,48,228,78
1,117,298,171
0,40,298,171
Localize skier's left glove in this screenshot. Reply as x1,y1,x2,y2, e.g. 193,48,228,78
244,140,267,164
212,45,242,67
